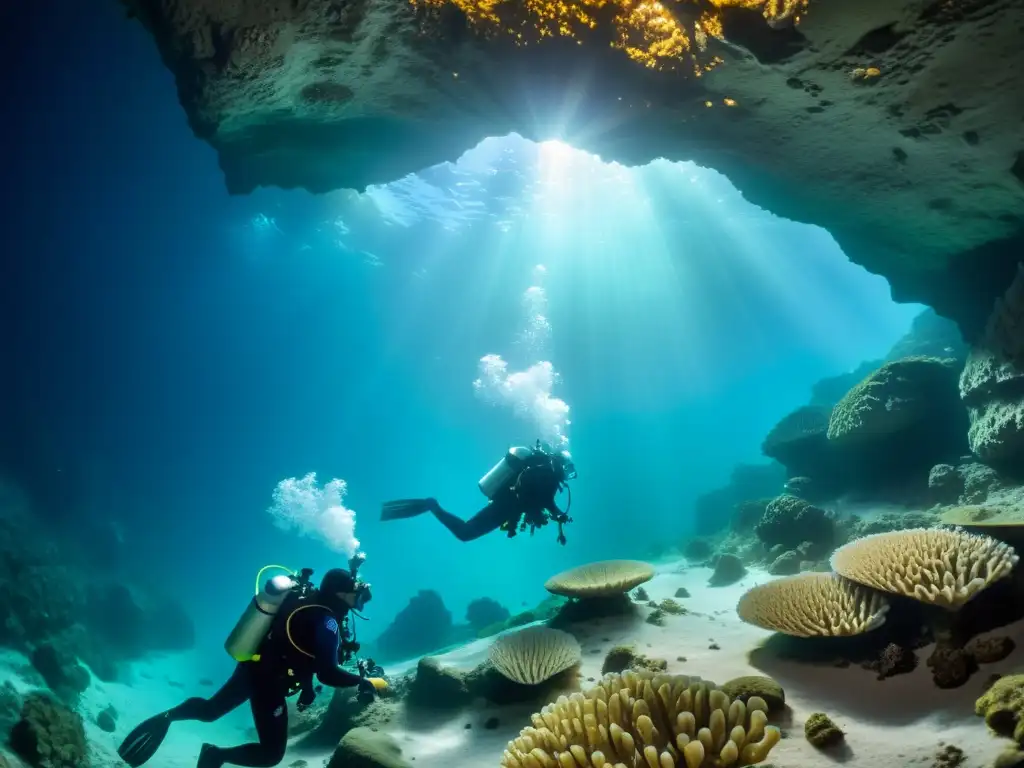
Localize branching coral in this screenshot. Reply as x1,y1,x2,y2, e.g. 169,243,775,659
500,671,780,767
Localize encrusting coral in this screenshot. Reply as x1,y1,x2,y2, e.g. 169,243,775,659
499,671,780,768
976,675,1024,745
736,572,889,637
830,527,1019,610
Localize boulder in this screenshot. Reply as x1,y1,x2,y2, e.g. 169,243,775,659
755,495,833,552
328,727,410,768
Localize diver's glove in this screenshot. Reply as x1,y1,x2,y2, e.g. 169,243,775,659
296,685,322,712
356,677,377,703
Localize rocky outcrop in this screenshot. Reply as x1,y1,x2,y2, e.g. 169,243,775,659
371,590,454,662
960,265,1024,470
120,0,1024,334
755,494,834,552
692,462,786,535
0,481,195,681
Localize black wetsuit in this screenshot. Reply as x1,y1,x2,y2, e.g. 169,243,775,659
166,605,365,767
433,458,568,543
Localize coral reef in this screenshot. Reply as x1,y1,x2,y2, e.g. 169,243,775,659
826,356,966,484
755,494,833,552
961,269,1024,469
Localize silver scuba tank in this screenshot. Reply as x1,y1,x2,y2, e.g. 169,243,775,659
478,446,534,499
224,573,297,662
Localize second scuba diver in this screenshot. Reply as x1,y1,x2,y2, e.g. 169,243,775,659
381,439,577,544
118,555,386,768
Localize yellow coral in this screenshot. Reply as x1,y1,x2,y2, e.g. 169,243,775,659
500,670,781,767
831,527,1018,610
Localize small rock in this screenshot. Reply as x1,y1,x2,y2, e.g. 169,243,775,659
966,636,1016,664
97,706,117,732
927,647,977,689
328,727,411,768
674,587,690,598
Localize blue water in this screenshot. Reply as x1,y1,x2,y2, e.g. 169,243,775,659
2,0,922,685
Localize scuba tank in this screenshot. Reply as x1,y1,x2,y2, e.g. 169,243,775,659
225,566,311,662
478,445,535,499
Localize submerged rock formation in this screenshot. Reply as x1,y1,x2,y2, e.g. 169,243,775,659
121,0,1024,334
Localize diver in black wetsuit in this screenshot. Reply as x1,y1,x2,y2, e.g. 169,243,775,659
118,568,380,768
381,440,577,545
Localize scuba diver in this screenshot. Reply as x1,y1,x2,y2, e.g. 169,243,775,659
118,555,386,768
381,440,577,545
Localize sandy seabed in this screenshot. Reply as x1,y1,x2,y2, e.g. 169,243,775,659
2,559,1020,768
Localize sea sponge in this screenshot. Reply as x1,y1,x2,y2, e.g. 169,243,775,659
976,674,1024,744
830,528,1019,610
499,671,781,768
736,572,889,637
827,356,958,444
489,627,582,686
545,560,655,598
804,712,844,748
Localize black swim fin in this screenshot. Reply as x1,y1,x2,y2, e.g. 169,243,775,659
197,743,224,768
381,498,435,521
117,712,172,768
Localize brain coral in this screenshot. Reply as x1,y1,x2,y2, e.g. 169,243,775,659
826,356,958,444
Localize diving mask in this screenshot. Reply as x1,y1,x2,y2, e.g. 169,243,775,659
353,582,372,612
559,450,577,480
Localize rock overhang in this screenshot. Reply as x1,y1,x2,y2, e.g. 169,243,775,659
123,0,1024,335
